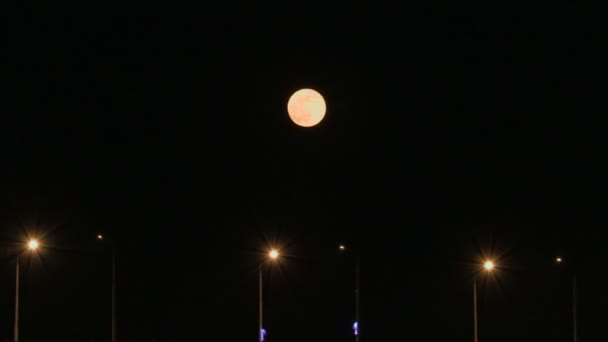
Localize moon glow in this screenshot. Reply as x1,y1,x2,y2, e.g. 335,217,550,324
287,88,326,127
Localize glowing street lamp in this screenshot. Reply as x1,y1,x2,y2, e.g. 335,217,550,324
555,256,578,342
338,244,360,342
260,249,280,342
474,260,495,342
27,240,39,250
96,233,117,342
484,261,494,271
15,239,40,342
269,250,279,260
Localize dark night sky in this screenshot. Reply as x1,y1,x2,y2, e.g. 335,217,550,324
1,4,600,341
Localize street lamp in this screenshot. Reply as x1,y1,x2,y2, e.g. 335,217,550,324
96,233,117,342
14,239,40,342
555,256,578,342
484,261,494,271
27,240,39,250
338,244,360,342
474,260,495,342
260,249,280,342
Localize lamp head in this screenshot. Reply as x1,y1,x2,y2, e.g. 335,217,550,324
28,240,39,250
484,261,495,271
269,250,279,260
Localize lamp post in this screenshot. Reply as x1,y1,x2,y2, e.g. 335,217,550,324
338,244,360,342
474,260,494,342
260,249,279,342
14,239,39,342
573,273,578,342
555,256,578,342
97,234,117,342
355,255,360,342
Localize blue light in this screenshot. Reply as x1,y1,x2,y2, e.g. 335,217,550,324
261,328,267,341
353,322,358,335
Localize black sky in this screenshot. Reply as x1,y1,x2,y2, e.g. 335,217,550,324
1,5,600,341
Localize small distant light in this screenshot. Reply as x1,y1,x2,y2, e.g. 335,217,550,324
353,322,358,335
484,261,495,271
28,240,39,250
269,250,279,259
97,234,104,240
339,245,346,250
556,257,563,263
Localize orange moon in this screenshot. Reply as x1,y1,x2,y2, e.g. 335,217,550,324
287,89,326,127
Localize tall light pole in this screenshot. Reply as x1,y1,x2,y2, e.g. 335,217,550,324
259,264,263,342
556,256,578,342
474,260,494,342
260,249,279,342
14,254,19,342
355,255,360,342
573,273,578,342
14,239,39,342
338,244,360,342
473,274,477,342
97,234,117,342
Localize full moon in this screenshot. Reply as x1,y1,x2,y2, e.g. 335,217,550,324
287,88,326,127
